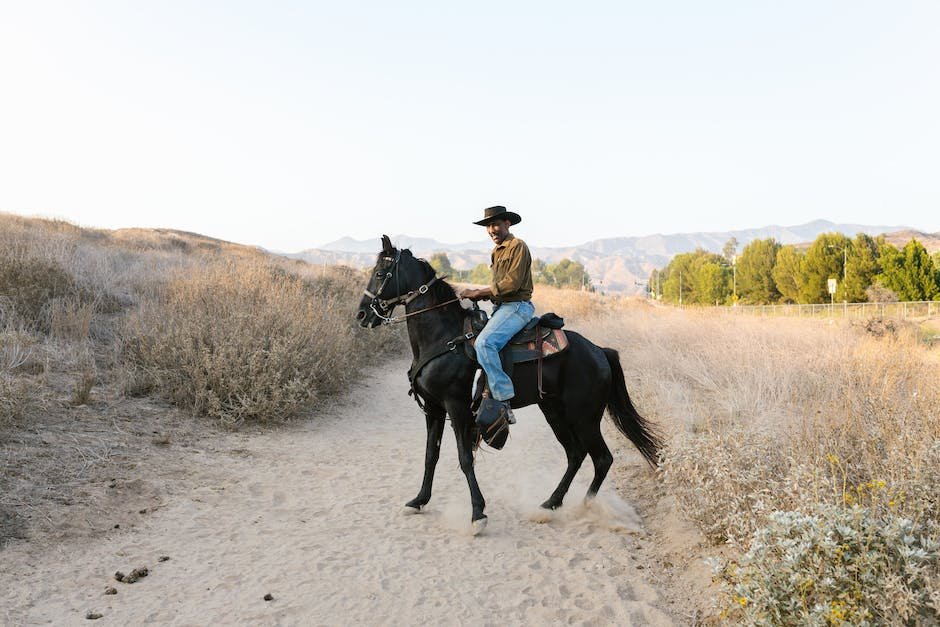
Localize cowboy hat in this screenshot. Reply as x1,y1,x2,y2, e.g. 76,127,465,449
473,205,521,226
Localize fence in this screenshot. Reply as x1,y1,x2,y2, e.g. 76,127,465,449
728,300,938,321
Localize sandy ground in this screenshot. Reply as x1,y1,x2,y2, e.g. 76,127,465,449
1,358,679,626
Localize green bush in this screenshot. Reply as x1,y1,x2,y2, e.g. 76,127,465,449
718,505,940,625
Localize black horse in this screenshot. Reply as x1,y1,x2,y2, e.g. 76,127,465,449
357,236,660,533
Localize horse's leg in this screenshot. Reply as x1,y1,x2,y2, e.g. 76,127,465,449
445,399,487,532
404,402,446,512
538,399,587,510
577,417,614,499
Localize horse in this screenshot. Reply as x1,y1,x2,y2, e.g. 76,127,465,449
356,235,660,533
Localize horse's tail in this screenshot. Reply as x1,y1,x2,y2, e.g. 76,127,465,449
602,348,661,468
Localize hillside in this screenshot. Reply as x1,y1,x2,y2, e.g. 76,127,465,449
292,220,936,294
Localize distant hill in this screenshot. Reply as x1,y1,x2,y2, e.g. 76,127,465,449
291,220,938,294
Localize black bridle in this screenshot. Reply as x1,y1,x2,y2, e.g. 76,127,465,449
363,250,457,325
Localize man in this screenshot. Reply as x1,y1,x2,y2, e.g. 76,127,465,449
458,206,534,422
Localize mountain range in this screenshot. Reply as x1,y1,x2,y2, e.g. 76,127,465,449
289,220,939,294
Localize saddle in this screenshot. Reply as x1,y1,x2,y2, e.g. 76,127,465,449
460,310,568,365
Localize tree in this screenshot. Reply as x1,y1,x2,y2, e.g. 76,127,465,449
843,234,879,302
649,268,662,299
532,258,553,286
736,238,781,304
772,245,804,304
799,233,850,303
546,258,591,290
660,249,730,304
428,253,456,277
876,239,940,301
693,259,731,305
722,237,739,264
467,263,491,285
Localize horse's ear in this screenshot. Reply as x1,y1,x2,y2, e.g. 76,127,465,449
381,235,393,252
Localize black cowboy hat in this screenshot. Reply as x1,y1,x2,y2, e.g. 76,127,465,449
473,205,521,226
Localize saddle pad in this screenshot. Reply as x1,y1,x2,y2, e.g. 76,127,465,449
463,318,569,364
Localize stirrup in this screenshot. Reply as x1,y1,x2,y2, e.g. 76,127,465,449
475,398,511,449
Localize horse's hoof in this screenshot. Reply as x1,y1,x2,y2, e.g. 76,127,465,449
540,500,561,510
402,505,422,516
471,516,488,536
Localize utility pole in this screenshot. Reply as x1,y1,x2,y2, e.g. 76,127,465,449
732,254,737,305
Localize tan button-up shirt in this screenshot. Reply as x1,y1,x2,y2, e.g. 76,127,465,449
490,234,533,303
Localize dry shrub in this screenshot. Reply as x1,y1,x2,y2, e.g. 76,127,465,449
0,254,77,328
122,259,405,424
581,305,940,618
0,324,47,426
45,297,96,340
0,373,45,428
531,285,623,323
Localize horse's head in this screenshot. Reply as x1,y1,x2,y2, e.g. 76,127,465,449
356,235,433,328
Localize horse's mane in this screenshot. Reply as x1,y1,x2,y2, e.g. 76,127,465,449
404,249,461,303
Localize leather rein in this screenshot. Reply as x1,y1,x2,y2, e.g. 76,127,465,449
363,252,461,324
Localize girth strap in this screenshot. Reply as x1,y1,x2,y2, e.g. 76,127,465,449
407,339,462,411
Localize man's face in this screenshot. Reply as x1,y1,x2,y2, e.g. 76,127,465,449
486,219,511,245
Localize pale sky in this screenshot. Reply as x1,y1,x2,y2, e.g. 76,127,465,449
1,1,938,251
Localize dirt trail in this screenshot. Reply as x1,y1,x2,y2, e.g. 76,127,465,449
1,358,676,625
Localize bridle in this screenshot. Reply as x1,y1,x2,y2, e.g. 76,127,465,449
363,250,460,324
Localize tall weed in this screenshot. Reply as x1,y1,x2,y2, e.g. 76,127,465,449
579,304,940,619
122,259,405,424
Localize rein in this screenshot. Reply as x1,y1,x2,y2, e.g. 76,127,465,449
385,296,462,324
364,267,461,324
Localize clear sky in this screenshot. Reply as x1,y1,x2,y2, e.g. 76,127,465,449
2,1,938,251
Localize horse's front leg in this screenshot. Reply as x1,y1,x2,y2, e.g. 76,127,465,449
404,402,446,513
446,399,487,534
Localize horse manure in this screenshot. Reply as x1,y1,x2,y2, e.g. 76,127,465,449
158,555,170,562
116,566,149,583
263,593,274,601
104,587,117,595
86,611,103,620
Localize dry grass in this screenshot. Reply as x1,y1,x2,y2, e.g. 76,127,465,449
0,212,406,546
557,298,940,621
121,259,402,424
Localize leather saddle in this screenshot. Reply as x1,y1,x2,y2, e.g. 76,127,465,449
459,309,568,365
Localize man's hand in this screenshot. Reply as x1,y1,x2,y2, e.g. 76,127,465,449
458,287,492,301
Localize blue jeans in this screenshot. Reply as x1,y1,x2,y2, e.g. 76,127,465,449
476,300,535,401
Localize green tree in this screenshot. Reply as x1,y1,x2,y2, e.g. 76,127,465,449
660,252,696,304
693,259,731,305
736,238,781,304
546,259,591,290
649,268,662,300
799,233,850,303
467,263,491,284
532,258,553,286
428,252,455,276
722,237,739,263
839,233,879,302
876,239,940,301
660,249,730,304
772,245,804,304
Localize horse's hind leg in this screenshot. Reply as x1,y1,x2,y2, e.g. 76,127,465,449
445,399,487,530
539,399,587,510
405,402,446,512
576,417,614,500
